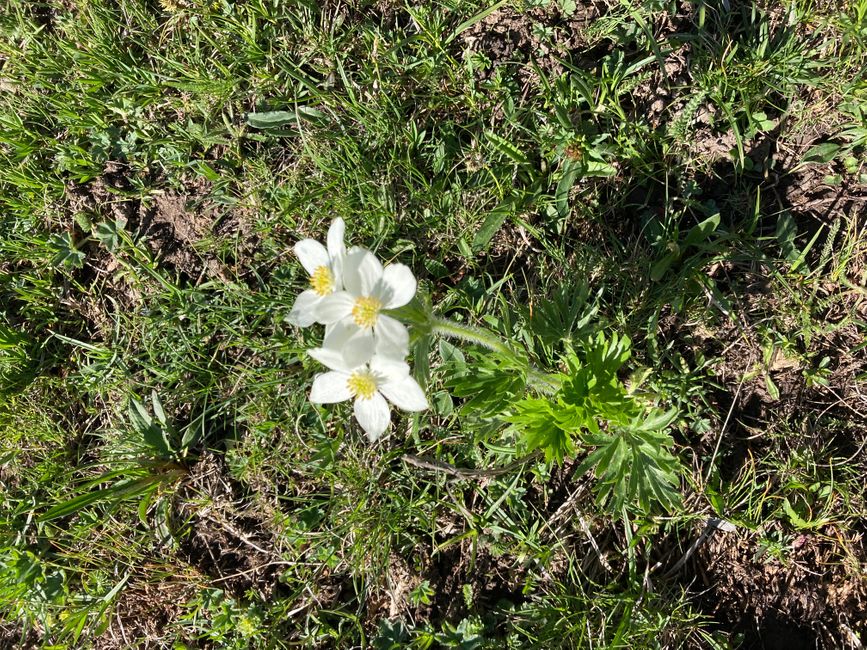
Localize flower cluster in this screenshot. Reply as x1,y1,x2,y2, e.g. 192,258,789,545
287,219,427,440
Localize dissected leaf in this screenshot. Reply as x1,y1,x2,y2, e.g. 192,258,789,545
511,398,575,463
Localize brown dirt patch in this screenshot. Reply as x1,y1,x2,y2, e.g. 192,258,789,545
700,527,867,648
0,625,40,650
175,451,287,599
65,162,259,288
458,2,609,86
92,579,200,650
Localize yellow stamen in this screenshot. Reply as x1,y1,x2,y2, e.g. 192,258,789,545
347,371,377,400
351,296,382,329
310,266,335,296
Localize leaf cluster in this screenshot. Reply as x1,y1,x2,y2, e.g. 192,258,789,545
127,390,202,461
36,391,196,527
511,333,682,512
443,345,527,420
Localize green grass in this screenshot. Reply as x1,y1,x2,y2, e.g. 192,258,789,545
1,0,866,647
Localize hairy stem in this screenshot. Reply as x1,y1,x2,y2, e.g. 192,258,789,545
430,316,561,394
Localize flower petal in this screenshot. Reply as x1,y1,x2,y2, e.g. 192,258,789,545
343,248,383,297
313,326,384,372
294,239,329,276
379,374,428,412
354,392,391,441
374,315,409,359
314,292,354,324
376,263,417,309
319,320,375,368
343,329,376,368
310,371,352,403
286,290,321,327
370,355,410,383
327,218,345,259
308,347,355,373
321,319,356,350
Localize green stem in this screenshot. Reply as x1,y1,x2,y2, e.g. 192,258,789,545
429,316,561,394
527,367,562,394
429,317,514,356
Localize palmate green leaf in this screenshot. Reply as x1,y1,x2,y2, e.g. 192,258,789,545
523,283,598,359
49,232,85,269
444,349,526,418
93,218,125,252
561,334,640,427
578,418,682,513
511,399,575,463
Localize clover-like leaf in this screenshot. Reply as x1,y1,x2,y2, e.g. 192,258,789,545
49,232,85,269
93,218,126,252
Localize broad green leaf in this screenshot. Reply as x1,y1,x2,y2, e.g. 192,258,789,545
484,130,529,165
447,0,509,41
39,476,162,522
439,339,465,366
789,225,824,274
128,398,173,457
39,489,118,522
137,489,154,528
245,107,326,131
637,407,678,432
555,159,582,217
782,498,814,529
245,111,296,129
472,201,512,252
650,251,677,281
776,211,798,261
802,142,840,164
432,390,454,416
151,390,167,426
765,374,780,400
128,397,152,434
583,160,617,177
682,213,720,248
180,409,205,450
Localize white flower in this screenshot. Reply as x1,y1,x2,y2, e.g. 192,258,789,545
308,347,428,441
314,248,416,364
287,218,346,327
